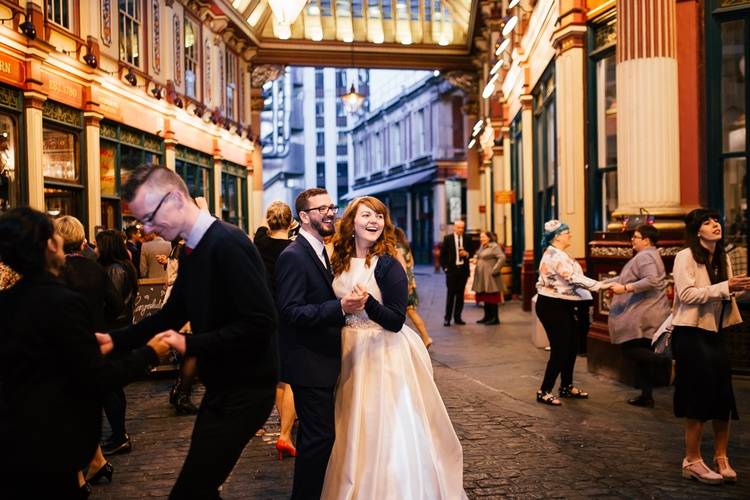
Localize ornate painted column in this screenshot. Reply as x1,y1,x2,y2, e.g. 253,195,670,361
615,0,682,225
83,111,103,236
552,0,588,258
212,138,223,217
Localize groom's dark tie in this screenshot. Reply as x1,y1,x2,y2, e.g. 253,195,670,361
322,247,333,279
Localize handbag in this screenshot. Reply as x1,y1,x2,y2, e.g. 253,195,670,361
652,314,673,359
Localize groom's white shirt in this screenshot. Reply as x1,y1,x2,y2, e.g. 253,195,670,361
298,227,327,268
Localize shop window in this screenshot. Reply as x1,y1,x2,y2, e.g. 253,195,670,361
175,146,213,211
316,161,326,188
337,161,348,196
43,128,79,182
707,9,749,277
0,114,19,213
588,14,618,233
47,0,72,30
185,17,200,99
221,172,239,226
119,0,141,67
533,65,557,262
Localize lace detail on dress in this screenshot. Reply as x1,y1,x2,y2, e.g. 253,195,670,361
344,314,380,329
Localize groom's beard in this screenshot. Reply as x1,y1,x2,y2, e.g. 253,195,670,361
312,217,335,237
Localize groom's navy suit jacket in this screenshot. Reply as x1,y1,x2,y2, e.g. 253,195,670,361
276,235,345,387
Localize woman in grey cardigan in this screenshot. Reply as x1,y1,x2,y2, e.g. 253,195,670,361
608,224,671,408
471,231,505,325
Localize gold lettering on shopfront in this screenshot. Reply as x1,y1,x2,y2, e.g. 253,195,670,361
0,61,11,74
47,79,78,98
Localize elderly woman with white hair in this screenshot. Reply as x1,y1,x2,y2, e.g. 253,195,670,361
535,220,612,406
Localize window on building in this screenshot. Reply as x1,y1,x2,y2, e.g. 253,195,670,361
588,15,617,233
373,132,383,172
533,65,557,262
47,0,72,29
355,140,365,178
226,51,238,121
336,100,345,118
336,69,348,95
184,17,199,99
315,68,325,89
391,123,402,165
337,161,349,196
316,161,326,188
317,131,325,147
337,132,348,156
119,0,141,66
175,146,213,211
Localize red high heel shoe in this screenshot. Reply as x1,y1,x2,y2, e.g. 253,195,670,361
275,439,297,460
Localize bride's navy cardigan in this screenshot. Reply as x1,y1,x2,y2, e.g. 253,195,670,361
365,254,408,332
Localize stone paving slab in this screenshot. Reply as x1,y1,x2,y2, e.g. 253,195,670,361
94,266,750,499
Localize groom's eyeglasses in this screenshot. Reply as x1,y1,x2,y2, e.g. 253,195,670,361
302,204,339,215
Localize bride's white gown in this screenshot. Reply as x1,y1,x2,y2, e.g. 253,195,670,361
321,257,467,500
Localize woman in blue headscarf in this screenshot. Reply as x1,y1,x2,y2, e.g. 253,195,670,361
535,220,611,405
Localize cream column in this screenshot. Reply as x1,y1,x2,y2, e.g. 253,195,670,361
434,180,447,243
162,117,176,171
465,100,482,230
520,95,535,251
84,112,103,236
249,86,264,233
23,92,45,211
615,0,681,222
213,157,223,216
552,7,588,257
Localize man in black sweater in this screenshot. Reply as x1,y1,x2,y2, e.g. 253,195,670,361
96,165,278,500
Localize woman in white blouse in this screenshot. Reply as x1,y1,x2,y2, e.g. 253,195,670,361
535,220,611,406
672,209,750,484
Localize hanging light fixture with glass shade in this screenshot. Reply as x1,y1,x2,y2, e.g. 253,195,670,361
268,0,307,40
341,47,366,114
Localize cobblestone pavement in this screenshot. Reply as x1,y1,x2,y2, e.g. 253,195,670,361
96,266,750,499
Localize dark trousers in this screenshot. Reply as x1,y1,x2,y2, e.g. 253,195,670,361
290,384,336,500
169,387,275,500
536,295,582,392
444,269,469,322
103,387,127,440
621,338,665,398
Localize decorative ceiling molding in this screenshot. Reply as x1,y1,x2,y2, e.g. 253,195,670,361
250,64,283,88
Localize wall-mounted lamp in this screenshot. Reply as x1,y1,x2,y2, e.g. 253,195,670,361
83,51,97,68
151,85,163,100
124,68,137,86
0,10,37,40
174,96,183,108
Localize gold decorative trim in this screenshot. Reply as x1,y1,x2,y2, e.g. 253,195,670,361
119,128,141,147
42,101,82,129
101,122,117,139
0,86,21,112
143,136,162,153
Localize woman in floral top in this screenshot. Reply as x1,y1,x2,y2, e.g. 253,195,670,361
535,220,611,405
395,227,432,349
0,261,19,290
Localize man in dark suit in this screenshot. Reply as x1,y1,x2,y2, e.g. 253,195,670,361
96,165,278,500
440,219,473,326
275,188,367,500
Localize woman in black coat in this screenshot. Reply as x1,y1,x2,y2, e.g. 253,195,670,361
0,207,168,499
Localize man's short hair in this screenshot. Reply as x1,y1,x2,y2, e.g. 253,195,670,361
125,226,139,239
295,188,328,217
54,215,86,254
636,224,660,245
266,201,293,231
122,164,190,203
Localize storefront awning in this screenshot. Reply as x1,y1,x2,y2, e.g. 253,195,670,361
340,170,435,201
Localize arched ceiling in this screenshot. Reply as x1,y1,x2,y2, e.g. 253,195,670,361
221,0,479,71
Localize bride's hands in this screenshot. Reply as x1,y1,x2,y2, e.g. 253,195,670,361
353,283,369,301
341,287,368,314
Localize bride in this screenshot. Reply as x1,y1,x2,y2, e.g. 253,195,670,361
321,196,467,500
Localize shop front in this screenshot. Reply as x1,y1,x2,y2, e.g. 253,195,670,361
175,145,213,212
0,84,22,214
42,100,84,223
221,161,248,232
100,122,164,228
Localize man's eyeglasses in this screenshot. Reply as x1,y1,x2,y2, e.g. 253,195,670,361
631,235,643,240
142,191,172,226
302,204,339,215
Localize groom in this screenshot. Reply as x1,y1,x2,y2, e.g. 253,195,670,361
276,188,367,499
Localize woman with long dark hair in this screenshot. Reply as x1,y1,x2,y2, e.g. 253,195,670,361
671,208,750,484
0,207,168,499
94,230,140,461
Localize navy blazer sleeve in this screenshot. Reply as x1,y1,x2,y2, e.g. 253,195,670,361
276,247,346,332
364,256,407,332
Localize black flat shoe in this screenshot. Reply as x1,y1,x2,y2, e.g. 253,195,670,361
559,385,589,399
454,319,466,325
476,317,489,324
443,321,451,327
485,318,500,325
628,395,655,408
102,434,132,455
88,461,114,484
175,393,200,415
